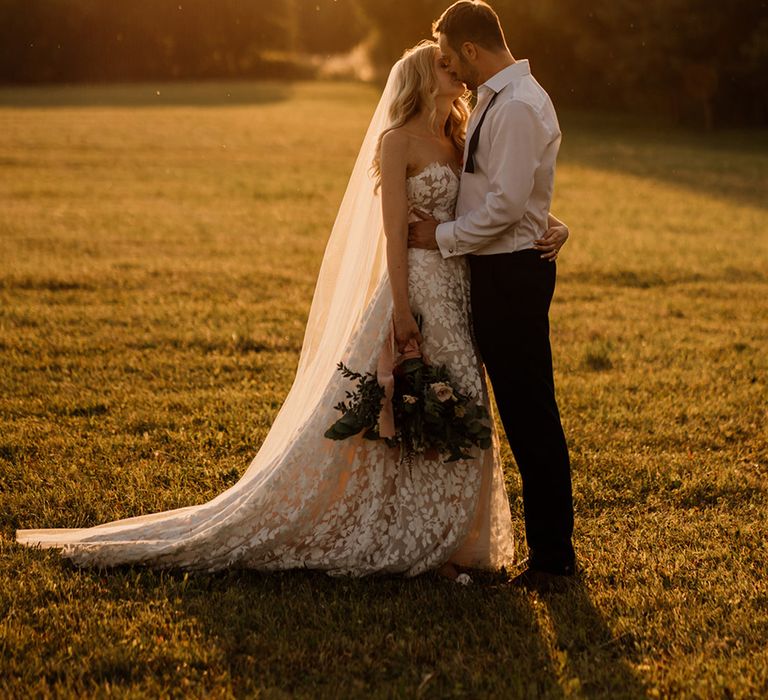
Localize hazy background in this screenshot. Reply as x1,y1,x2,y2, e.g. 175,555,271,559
1,0,767,128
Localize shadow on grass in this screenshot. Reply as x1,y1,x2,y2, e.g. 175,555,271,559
0,80,294,108
542,579,647,698
63,562,646,697
559,110,768,211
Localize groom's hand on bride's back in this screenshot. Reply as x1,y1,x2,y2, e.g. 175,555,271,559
408,209,439,250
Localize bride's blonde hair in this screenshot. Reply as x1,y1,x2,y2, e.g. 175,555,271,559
371,40,470,192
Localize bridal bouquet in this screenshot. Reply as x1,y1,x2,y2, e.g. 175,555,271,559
324,349,492,464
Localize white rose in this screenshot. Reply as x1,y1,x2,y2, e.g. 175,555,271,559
430,382,455,402
403,394,418,404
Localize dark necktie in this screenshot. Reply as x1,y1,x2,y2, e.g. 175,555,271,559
464,92,499,173
464,90,499,174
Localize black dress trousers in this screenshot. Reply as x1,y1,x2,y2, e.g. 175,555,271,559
468,249,575,574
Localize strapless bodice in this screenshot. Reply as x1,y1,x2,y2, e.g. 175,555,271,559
406,161,460,224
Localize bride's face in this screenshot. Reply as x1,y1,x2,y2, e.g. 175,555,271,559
434,51,466,99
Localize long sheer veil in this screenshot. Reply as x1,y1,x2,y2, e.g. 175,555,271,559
16,60,405,547
238,60,404,483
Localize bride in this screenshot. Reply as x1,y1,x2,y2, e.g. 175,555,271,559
16,41,564,581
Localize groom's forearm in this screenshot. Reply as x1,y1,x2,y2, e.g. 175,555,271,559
435,184,531,258
436,101,551,259
436,221,459,258
435,217,522,259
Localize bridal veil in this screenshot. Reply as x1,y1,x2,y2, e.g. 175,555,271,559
15,61,406,550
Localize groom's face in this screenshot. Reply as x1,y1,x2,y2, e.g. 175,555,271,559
437,33,479,91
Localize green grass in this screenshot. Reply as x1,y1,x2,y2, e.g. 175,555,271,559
1,80,767,698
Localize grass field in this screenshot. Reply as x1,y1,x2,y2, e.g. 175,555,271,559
1,80,767,698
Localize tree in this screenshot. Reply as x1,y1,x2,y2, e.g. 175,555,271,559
354,0,768,127
296,0,366,55
0,0,302,82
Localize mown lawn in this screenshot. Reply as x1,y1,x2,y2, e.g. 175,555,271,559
1,81,766,698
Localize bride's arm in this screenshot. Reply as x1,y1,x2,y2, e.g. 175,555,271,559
380,131,422,351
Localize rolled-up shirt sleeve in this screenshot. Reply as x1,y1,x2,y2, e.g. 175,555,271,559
436,99,554,258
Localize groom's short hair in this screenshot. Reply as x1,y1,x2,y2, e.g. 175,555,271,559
433,1,506,53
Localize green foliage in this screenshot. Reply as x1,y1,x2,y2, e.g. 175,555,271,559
325,344,493,465
296,0,367,55
531,0,768,128
1,82,767,697
0,0,315,82
386,356,492,463
358,0,768,127
324,363,385,441
355,0,446,69
0,1,765,124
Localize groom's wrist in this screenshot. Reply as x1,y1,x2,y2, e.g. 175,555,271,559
436,221,458,258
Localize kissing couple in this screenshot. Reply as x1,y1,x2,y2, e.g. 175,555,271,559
18,1,576,590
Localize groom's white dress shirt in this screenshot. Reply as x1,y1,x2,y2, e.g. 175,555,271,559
435,60,561,258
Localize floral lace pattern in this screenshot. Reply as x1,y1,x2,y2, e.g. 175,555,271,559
20,162,516,578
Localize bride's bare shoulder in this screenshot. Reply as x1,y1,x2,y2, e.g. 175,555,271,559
380,128,411,174
381,127,410,152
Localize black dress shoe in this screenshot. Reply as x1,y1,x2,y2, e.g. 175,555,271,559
532,561,577,576
526,552,577,575
509,567,576,593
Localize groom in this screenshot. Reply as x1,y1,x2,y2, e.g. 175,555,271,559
409,0,576,587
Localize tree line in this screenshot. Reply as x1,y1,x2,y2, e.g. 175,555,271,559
1,0,766,127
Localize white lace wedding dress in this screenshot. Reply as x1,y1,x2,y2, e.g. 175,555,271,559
16,161,516,578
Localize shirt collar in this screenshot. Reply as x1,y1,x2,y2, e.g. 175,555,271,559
481,59,531,94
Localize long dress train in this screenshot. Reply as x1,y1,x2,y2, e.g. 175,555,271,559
16,161,516,578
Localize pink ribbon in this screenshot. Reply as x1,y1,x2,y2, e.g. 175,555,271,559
376,317,422,439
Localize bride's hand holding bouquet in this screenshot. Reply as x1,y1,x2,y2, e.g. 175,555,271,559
393,309,423,355
325,312,492,465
